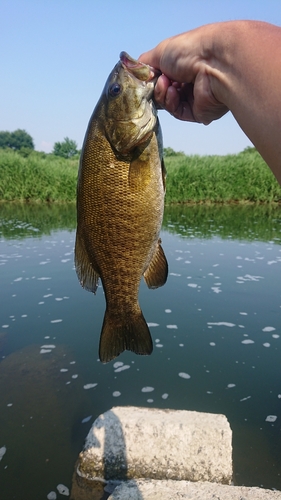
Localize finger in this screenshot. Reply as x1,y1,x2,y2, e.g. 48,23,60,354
156,83,197,122
138,38,172,70
139,48,161,70
153,74,171,105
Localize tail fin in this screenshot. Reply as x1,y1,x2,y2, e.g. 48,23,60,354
99,309,153,363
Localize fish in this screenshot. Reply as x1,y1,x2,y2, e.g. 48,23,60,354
75,51,168,363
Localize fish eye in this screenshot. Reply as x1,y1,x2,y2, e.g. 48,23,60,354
109,83,122,97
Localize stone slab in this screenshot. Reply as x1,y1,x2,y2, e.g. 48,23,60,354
76,406,232,484
108,479,281,500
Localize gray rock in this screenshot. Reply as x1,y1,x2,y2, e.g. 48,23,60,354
76,406,232,484
108,479,281,500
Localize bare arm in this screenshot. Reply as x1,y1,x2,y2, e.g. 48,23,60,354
139,21,281,184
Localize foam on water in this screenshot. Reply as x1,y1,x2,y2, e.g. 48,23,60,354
114,365,130,373
83,383,98,390
237,274,264,282
81,416,92,423
0,446,7,461
47,492,57,500
207,322,235,327
265,415,277,423
56,484,69,496
178,372,191,379
113,362,123,369
141,386,154,393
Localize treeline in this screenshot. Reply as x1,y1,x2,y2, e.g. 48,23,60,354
0,129,79,159
0,142,281,203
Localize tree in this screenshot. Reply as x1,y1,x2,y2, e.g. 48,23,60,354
53,137,78,158
163,147,185,157
0,129,34,150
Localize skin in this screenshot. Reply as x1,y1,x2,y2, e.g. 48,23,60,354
139,21,281,184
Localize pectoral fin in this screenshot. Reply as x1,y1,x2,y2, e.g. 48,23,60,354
74,230,100,293
143,239,168,289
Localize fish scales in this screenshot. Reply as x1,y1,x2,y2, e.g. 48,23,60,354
75,52,168,363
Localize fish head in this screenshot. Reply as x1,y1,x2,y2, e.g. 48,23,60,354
102,52,160,154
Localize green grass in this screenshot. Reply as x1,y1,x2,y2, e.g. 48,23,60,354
0,149,78,202
1,146,281,204
165,148,281,203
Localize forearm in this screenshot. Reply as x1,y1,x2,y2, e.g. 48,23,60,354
140,21,281,183
200,21,281,182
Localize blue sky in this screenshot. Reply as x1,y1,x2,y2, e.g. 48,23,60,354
1,0,280,155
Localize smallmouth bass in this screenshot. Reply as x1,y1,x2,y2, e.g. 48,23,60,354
75,52,168,363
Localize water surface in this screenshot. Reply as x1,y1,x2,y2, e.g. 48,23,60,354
1,203,281,498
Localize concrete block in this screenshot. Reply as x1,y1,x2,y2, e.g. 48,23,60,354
76,406,232,484
108,479,281,499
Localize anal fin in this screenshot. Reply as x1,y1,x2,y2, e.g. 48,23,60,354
74,230,100,293
143,239,168,289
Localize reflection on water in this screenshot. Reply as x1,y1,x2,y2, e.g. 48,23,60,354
1,202,281,498
163,203,281,242
0,202,76,239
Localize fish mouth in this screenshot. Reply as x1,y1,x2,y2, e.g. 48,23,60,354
120,51,160,82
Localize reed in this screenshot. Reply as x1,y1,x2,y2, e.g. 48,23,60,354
165,148,281,203
1,147,281,204
0,149,78,202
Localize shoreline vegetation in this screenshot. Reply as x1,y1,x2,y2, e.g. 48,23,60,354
0,146,281,204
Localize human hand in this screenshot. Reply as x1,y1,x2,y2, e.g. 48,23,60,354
139,30,229,124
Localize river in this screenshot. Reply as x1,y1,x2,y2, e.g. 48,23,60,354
1,203,281,498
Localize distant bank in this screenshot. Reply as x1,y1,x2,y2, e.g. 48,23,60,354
0,147,281,204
